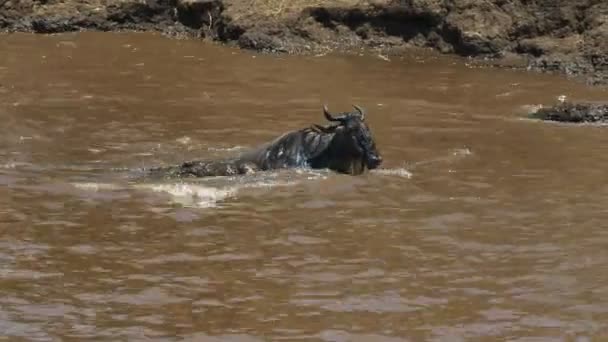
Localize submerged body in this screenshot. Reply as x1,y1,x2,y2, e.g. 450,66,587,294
147,105,382,178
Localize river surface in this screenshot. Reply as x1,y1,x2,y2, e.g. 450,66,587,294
1,32,608,341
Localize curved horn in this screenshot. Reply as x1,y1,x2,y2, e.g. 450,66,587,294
353,104,365,120
323,104,341,122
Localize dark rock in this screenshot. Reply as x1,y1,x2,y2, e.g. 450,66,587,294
237,30,285,52
31,16,78,33
105,1,170,26
530,102,608,123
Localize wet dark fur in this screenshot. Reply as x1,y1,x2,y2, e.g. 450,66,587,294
146,105,382,178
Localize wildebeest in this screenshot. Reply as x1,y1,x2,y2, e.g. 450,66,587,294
146,104,382,178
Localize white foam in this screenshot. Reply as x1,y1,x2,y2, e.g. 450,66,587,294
70,167,328,209
451,148,472,156
140,168,328,208
1,162,31,169
406,147,473,171
1,162,17,169
293,168,331,179
239,180,300,190
135,183,235,208
207,146,247,152
176,136,191,145
521,104,544,114
372,168,413,178
72,182,123,191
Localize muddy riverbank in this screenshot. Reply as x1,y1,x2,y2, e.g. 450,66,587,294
1,0,608,86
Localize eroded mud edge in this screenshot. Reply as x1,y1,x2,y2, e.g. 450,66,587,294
1,0,607,86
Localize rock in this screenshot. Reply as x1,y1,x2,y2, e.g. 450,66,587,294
530,102,608,123
517,36,582,57
31,16,79,33
237,30,285,52
105,1,171,26
444,2,513,55
399,0,447,18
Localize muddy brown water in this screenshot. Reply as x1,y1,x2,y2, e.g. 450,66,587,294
1,31,608,341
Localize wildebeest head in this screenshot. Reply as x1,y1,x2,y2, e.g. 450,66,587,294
315,104,382,174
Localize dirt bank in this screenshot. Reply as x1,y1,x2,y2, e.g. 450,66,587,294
1,0,607,86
